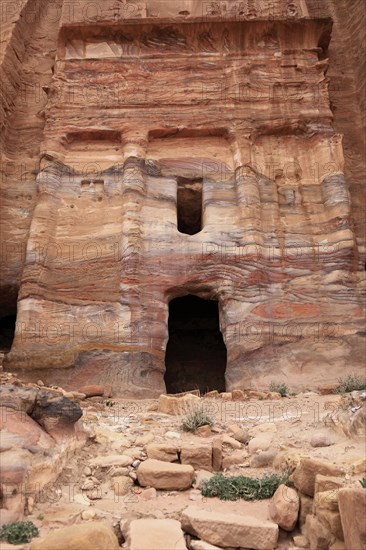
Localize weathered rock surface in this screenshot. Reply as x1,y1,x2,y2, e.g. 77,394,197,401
338,488,366,550
137,459,194,490
146,443,179,462
181,442,213,471
1,0,364,396
269,484,300,532
89,455,133,468
181,506,279,549
158,394,201,415
30,522,119,550
128,519,187,550
305,514,334,550
292,458,344,496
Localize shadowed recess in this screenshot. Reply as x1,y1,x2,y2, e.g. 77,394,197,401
177,177,203,235
0,314,16,352
165,295,227,393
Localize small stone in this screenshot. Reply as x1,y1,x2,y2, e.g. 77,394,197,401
112,476,134,496
265,392,282,400
222,435,242,449
248,433,273,453
194,425,212,437
165,431,181,439
192,470,214,490
232,389,245,401
37,380,44,386
205,391,219,398
132,460,141,468
231,428,249,444
83,466,92,476
78,385,106,397
81,509,96,521
212,437,222,472
27,496,34,514
81,479,99,491
220,392,232,400
293,535,309,548
310,433,333,448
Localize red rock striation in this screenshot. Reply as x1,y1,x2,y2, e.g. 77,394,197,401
0,0,365,396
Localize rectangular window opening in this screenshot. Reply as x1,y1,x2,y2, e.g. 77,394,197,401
177,177,203,235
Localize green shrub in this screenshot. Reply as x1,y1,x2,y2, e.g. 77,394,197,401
269,381,288,397
359,478,366,488
334,374,366,394
181,407,214,432
201,472,288,501
0,521,39,545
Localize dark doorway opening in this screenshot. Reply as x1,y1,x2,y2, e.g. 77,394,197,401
177,177,203,235
0,315,16,351
164,295,227,394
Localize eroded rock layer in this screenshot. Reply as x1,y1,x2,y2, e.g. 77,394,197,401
1,0,365,395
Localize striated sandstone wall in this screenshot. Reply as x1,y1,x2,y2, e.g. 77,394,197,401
1,0,365,396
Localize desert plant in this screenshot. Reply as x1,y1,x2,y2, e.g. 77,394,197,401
0,521,39,545
334,374,366,394
269,381,288,397
181,407,214,432
201,472,288,501
359,478,366,488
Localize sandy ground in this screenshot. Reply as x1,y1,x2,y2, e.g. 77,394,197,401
6,391,362,549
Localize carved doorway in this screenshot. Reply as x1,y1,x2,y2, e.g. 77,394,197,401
164,295,227,394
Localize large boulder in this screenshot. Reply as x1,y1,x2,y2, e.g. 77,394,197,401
158,394,201,415
128,519,187,549
146,443,179,462
338,488,366,550
0,384,38,413
292,458,343,496
181,506,278,550
269,484,300,531
31,388,82,435
30,522,119,550
0,384,83,440
180,442,213,471
137,459,194,490
0,406,55,451
304,514,334,550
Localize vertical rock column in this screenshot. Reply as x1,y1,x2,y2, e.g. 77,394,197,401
233,134,263,238
119,133,165,396
9,161,77,368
